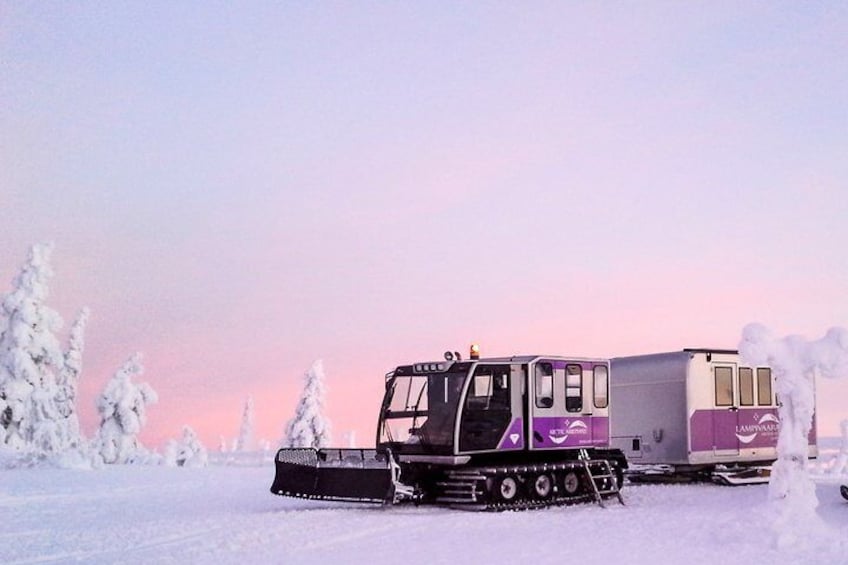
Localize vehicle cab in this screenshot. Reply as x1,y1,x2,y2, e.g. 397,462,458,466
377,350,612,464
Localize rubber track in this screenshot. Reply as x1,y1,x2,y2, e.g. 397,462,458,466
437,460,622,512
273,459,623,511
461,492,610,512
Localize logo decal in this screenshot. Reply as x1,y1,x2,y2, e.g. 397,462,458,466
735,413,780,444
548,420,588,444
509,433,520,445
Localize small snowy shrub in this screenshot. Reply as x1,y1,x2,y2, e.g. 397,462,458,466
164,426,208,468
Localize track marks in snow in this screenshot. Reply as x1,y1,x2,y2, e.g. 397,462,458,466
3,466,848,565
286,521,397,553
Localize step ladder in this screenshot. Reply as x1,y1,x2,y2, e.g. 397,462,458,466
579,449,624,508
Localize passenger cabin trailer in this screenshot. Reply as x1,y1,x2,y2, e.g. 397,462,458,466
610,349,817,481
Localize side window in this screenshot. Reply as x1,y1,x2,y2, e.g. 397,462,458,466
566,364,582,412
490,365,510,410
593,365,608,409
739,368,754,406
465,364,511,411
535,362,554,408
757,368,773,406
715,366,733,407
467,370,492,410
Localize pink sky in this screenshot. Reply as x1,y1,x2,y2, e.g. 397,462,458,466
2,3,847,448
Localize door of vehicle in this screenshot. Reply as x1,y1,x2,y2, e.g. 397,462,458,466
458,363,513,452
712,364,740,456
734,367,780,450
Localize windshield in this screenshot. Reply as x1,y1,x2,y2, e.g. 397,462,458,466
379,369,467,453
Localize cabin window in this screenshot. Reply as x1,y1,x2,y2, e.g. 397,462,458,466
535,362,554,408
593,365,608,409
389,375,429,412
470,375,492,407
757,368,773,406
739,368,754,406
466,365,510,411
566,364,583,412
714,366,733,407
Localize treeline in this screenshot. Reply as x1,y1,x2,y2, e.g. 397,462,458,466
0,243,332,469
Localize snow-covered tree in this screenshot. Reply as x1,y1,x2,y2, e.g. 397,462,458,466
91,353,158,464
55,307,90,449
0,243,67,453
282,359,331,448
164,426,208,467
831,419,848,476
234,396,255,452
739,324,848,547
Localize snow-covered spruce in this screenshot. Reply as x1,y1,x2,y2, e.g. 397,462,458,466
282,359,331,448
55,307,90,449
0,243,72,453
164,426,208,467
234,396,255,452
739,323,848,548
91,353,158,464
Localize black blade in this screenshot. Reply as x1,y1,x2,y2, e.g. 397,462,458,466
271,448,394,503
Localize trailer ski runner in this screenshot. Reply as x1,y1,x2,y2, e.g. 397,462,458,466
271,348,627,510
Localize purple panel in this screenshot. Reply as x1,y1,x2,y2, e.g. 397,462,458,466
712,411,739,450
690,409,780,452
735,409,779,448
532,416,609,449
690,410,714,452
592,416,609,446
497,418,524,450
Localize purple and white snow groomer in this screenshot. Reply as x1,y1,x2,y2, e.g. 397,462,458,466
272,347,626,509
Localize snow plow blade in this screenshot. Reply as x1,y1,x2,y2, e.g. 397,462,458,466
271,448,394,503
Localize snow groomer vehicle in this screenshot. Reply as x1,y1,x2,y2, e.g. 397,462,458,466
272,346,627,510
610,349,818,485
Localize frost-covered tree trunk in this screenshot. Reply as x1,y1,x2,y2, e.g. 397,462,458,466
0,243,67,453
739,324,848,548
92,353,158,464
55,307,90,449
164,426,208,467
235,396,255,452
283,359,331,448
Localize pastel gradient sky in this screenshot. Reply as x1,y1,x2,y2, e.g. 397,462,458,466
2,3,847,448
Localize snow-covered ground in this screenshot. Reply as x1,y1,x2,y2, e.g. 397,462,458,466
3,460,847,565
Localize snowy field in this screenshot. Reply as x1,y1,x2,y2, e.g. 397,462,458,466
3,462,847,565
